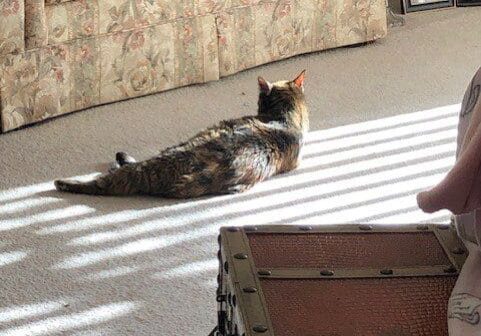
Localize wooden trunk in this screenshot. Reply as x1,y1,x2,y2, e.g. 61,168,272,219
214,224,467,336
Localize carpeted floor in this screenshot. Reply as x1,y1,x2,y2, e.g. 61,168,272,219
1,8,481,336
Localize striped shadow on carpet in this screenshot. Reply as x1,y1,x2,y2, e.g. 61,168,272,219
0,104,460,335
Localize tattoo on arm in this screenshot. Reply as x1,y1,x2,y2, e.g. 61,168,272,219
461,80,480,118
449,293,481,325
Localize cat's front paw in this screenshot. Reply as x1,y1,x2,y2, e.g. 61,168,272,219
116,152,137,165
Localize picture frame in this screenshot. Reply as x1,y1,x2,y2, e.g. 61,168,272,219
457,0,481,7
402,0,454,12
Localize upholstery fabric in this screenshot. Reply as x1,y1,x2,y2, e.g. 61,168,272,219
217,0,386,76
0,0,387,132
0,0,25,56
25,0,49,49
45,0,98,45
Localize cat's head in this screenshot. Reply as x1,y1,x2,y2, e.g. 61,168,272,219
257,70,308,132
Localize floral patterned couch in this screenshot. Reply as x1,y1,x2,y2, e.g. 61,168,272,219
0,0,387,132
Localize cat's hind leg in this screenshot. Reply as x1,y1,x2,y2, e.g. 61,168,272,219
55,164,142,196
108,162,121,174
55,179,101,195
108,152,137,173
116,152,137,166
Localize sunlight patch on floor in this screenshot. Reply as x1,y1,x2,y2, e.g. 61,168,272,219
53,224,219,269
0,198,61,217
42,106,459,235
0,301,65,324
44,143,457,246
219,172,449,225
154,259,218,279
0,105,461,336
305,104,459,142
1,104,460,245
0,182,54,204
37,208,168,235
65,161,451,245
0,251,28,267
302,116,456,160
0,206,95,232
66,218,185,246
0,174,99,204
0,302,137,336
85,266,140,281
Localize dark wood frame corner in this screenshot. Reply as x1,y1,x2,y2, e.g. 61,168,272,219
402,0,454,12
457,0,481,6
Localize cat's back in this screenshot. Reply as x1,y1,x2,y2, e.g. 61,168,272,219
161,116,301,167
192,116,303,154
181,116,261,148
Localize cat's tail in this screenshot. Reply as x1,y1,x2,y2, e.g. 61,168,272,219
54,168,141,196
54,179,108,195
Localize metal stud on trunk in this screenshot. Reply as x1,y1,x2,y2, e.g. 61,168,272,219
234,253,248,260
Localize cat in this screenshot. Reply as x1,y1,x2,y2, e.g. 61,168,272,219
54,70,308,198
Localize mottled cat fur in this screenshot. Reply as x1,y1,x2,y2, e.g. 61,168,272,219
54,71,309,198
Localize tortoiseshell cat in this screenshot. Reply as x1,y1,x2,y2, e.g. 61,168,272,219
55,71,308,198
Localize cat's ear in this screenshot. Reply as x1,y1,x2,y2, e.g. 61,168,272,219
258,76,273,95
293,70,306,88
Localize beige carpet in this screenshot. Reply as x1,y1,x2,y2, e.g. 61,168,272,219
1,9,481,335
